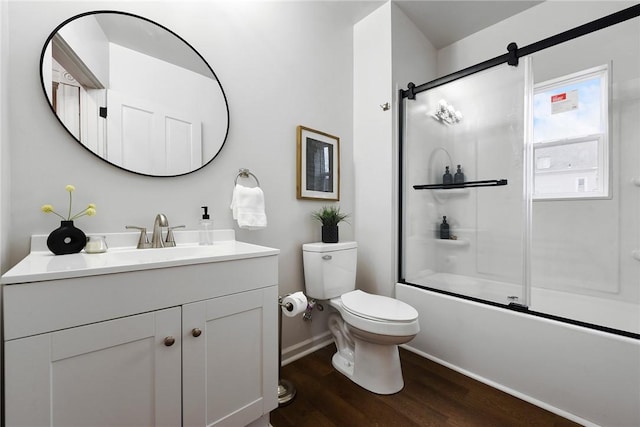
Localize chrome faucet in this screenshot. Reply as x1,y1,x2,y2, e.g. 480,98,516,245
126,214,185,249
151,214,169,248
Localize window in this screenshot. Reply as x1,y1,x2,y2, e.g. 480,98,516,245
533,65,609,199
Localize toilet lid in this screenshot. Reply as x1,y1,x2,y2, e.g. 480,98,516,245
341,290,418,322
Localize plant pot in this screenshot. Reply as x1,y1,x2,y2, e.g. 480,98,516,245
321,225,339,243
47,220,87,255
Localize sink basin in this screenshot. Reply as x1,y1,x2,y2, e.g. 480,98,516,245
106,244,226,264
1,230,279,284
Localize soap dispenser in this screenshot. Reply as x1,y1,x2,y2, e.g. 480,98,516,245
199,206,214,245
440,216,450,239
443,166,453,185
454,164,465,184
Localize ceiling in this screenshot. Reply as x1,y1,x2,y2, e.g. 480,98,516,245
345,1,543,49
394,1,543,49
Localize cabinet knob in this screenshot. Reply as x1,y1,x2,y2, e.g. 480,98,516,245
164,336,176,346
191,328,202,337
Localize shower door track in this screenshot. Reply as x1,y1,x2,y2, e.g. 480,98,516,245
401,282,640,340
399,4,640,100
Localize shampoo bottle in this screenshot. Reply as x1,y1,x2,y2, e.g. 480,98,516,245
440,216,450,239
199,206,214,245
454,164,465,184
443,166,453,185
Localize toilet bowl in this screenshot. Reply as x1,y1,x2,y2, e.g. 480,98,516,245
328,290,419,394
302,242,419,394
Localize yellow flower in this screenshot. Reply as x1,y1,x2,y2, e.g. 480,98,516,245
41,185,96,222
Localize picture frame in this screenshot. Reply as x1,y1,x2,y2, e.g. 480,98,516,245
297,125,340,201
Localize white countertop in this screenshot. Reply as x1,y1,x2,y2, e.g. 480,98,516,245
1,230,279,285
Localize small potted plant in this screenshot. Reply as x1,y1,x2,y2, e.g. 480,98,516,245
312,205,349,243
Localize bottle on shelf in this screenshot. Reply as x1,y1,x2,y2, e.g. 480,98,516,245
440,216,450,239
454,164,465,184
443,166,453,185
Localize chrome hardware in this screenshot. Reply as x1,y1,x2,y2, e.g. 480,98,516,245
165,225,185,247
380,102,390,111
191,328,202,338
235,168,260,187
125,226,151,249
303,299,317,321
322,255,332,260
164,336,175,346
151,214,169,248
279,298,294,312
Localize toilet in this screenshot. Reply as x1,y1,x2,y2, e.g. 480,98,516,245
302,241,419,394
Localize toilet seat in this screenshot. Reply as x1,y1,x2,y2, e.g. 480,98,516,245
341,290,418,322
329,291,420,337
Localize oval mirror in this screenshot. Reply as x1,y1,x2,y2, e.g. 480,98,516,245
40,11,229,177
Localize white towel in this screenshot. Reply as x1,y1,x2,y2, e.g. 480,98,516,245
230,184,267,230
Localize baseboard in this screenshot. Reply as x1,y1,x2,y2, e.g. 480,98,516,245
400,344,597,427
281,331,333,366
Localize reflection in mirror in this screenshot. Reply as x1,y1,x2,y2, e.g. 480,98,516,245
40,11,229,177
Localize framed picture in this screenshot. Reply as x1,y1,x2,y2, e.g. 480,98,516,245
297,126,340,200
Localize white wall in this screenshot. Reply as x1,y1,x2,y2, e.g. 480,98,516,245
58,14,110,86
353,2,436,297
4,0,363,353
437,1,638,76
353,3,393,296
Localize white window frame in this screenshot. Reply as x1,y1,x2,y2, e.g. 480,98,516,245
533,64,610,200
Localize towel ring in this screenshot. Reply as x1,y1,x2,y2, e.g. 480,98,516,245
235,168,260,187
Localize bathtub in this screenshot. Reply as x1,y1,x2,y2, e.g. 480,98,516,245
396,282,640,427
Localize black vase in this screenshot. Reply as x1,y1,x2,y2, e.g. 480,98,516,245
321,225,339,243
47,220,86,255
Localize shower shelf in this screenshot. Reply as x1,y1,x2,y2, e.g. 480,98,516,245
413,179,508,190
435,238,469,247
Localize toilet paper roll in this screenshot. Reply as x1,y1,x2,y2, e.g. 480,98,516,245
281,291,308,317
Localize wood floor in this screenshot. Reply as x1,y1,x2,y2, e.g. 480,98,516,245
270,345,581,427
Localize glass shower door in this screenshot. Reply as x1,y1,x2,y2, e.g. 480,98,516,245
401,62,529,306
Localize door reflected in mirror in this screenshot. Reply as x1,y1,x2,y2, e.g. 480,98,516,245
41,11,229,177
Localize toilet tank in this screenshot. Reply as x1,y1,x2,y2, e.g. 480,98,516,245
302,241,357,300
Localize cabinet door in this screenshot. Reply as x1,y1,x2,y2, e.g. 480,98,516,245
183,286,278,427
4,307,182,427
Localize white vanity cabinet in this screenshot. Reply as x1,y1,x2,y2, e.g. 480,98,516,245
182,288,277,427
2,239,279,427
5,307,183,427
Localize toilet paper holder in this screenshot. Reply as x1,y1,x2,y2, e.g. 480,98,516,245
277,294,301,406
280,299,294,312
277,293,324,406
